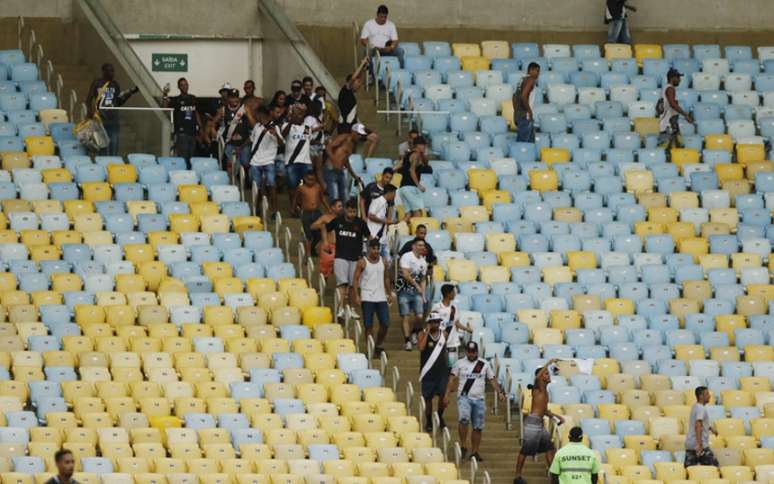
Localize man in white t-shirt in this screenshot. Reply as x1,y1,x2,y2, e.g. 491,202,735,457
444,341,504,462
396,239,427,351
282,104,313,212
366,184,398,263
360,5,404,67
431,284,472,367
249,104,284,218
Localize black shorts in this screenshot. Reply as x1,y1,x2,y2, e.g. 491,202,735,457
421,373,448,401
301,210,322,244
338,123,352,134
684,448,718,467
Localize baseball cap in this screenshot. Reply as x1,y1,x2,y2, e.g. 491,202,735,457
427,312,443,322
465,341,478,353
352,123,368,136
569,426,583,441
413,135,427,146
219,82,233,93
667,67,683,78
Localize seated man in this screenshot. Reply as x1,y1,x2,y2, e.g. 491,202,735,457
360,4,404,68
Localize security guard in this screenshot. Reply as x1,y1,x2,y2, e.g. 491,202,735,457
548,427,600,484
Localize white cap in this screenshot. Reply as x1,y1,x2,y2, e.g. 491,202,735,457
220,82,232,92
352,123,368,135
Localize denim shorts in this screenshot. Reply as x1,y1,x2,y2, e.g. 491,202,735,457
362,301,390,329
399,186,425,212
286,163,311,188
457,395,486,430
250,164,276,187
398,291,423,316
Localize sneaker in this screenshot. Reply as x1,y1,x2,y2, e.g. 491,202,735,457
404,341,412,351
469,452,483,462
336,308,346,319
346,306,361,320
373,347,384,358
513,477,527,484
411,333,418,345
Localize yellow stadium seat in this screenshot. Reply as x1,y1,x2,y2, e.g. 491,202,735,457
481,40,509,59
1,152,30,170
671,148,700,172
634,44,663,64
452,43,481,58
567,251,598,270
624,170,654,194
633,117,659,138
716,163,744,183
467,169,497,193
736,143,765,164
107,164,138,184
459,205,488,224
705,134,734,152
178,184,208,203
481,190,511,212
540,147,570,165
745,344,774,362
604,43,632,59
446,259,477,282
25,136,55,156
461,56,489,72
605,298,634,317
719,466,753,482
653,462,686,481
529,169,558,192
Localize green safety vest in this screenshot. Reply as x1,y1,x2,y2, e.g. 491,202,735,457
548,442,600,484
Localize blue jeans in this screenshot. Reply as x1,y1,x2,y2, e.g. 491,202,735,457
250,164,276,188
101,121,119,156
225,143,250,168
324,167,349,203
398,291,423,317
608,19,631,44
458,395,486,430
287,163,311,189
516,115,535,143
372,46,406,70
362,301,390,330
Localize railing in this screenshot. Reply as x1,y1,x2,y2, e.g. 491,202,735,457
406,381,415,417
470,456,479,484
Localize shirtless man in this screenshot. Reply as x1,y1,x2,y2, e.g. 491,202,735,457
514,359,564,484
322,123,368,203
295,172,330,259
311,199,343,277
242,79,263,127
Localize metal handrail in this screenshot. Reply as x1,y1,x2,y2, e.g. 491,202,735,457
27,29,36,61
391,365,399,393
318,273,327,310
372,49,381,106
482,470,491,484
441,427,451,462
55,75,64,109
379,350,387,377
45,60,54,90
351,21,359,79
383,61,392,121
470,456,479,484
17,17,24,51
366,335,375,366
251,181,260,217
352,317,362,353
274,211,283,247
307,258,315,289
283,226,291,260
453,442,462,470
239,165,247,202
69,91,78,121
406,381,415,417
78,102,87,123
296,242,306,280
418,395,426,428
35,44,44,70
431,411,440,447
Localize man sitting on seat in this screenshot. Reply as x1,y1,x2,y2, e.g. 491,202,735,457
360,5,404,67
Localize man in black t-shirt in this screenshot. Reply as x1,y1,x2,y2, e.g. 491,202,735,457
288,79,311,107
163,77,202,163
419,312,449,431
85,63,138,156
46,449,77,484
359,167,394,217
323,199,367,319
338,57,369,133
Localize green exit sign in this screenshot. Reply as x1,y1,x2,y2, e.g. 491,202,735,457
152,53,188,72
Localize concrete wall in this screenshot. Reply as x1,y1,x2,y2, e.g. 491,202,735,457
128,39,264,97
282,0,774,31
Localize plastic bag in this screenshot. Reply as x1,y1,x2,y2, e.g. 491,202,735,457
75,118,110,151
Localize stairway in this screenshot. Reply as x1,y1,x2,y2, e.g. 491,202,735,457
276,72,550,484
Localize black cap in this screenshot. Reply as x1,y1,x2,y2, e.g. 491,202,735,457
466,341,478,353
667,67,683,78
569,426,584,442
413,135,427,146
